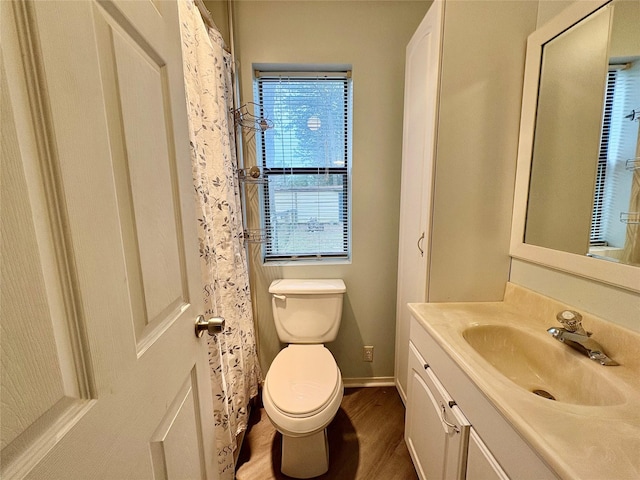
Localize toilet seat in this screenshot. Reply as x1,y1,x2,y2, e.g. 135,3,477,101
263,345,343,436
268,345,339,416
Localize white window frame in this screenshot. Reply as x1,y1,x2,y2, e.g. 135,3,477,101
254,69,353,262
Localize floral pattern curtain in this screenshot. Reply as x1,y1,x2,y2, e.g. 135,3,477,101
178,1,262,478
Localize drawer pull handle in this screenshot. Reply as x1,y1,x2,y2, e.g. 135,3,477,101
440,402,460,434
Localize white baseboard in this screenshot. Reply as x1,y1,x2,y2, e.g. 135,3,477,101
343,376,396,388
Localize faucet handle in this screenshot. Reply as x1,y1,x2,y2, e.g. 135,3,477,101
556,310,587,334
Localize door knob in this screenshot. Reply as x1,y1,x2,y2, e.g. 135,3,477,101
194,315,225,338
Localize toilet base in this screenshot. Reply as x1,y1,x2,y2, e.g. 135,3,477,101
281,429,329,479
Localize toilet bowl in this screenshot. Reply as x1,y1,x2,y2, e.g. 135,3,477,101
263,345,343,437
263,345,343,478
264,279,346,478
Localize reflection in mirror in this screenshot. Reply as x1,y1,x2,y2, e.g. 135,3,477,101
524,0,640,267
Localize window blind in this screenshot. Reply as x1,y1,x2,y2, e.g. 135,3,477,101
255,71,352,260
590,70,617,245
591,64,640,247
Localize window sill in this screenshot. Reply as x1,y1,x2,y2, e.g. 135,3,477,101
262,258,352,267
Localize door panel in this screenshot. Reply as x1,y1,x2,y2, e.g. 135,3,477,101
93,3,190,351
2,92,66,449
150,369,207,480
1,1,217,478
1,20,93,479
112,24,185,328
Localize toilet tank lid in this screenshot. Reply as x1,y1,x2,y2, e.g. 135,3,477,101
269,279,346,294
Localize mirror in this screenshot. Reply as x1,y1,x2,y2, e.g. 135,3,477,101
511,0,640,292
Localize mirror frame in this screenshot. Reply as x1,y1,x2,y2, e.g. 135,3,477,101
510,0,640,293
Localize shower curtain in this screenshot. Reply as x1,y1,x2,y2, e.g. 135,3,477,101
178,1,262,477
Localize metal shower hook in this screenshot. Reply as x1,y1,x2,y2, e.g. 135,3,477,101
232,102,274,132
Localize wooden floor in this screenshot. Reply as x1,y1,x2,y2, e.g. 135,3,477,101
235,387,418,480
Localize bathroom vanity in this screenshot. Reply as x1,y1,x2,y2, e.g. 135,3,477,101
405,316,553,480
405,283,640,480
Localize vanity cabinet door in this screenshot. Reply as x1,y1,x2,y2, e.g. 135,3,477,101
444,403,471,480
466,428,510,480
406,343,470,480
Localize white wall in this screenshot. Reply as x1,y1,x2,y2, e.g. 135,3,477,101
510,260,640,332
232,1,431,381
427,0,538,302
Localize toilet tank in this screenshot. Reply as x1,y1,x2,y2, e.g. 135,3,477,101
269,279,346,344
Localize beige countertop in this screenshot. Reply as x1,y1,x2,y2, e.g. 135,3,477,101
408,283,640,480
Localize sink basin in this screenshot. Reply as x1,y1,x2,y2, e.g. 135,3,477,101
462,324,625,406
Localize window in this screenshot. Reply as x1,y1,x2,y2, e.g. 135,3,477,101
254,70,352,261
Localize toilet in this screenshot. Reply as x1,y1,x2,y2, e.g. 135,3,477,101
263,279,346,479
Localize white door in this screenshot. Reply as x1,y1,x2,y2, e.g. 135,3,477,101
395,0,444,402
1,1,219,479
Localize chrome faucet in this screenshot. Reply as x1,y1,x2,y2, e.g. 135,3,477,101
547,310,619,366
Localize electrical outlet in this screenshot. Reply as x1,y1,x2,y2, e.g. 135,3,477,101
363,345,374,362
